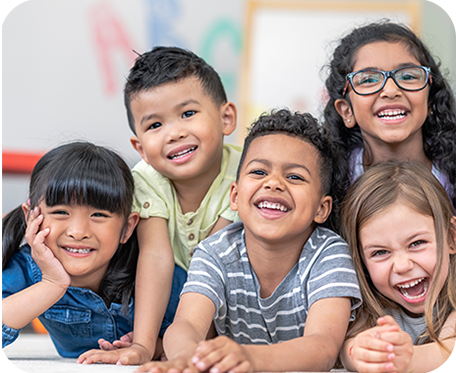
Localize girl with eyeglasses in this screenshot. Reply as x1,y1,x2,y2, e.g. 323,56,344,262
323,21,456,230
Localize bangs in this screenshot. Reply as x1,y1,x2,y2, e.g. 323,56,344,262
42,151,131,216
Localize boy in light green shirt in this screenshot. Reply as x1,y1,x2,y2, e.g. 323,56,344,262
79,46,240,365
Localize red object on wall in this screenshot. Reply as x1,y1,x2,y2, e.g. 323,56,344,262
2,151,43,174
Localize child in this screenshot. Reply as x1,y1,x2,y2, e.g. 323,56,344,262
136,109,362,373
80,46,241,365
323,21,456,215
2,142,141,357
340,161,456,373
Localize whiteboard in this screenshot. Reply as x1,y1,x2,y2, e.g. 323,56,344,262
241,0,420,126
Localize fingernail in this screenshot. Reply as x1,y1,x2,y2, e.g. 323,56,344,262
197,362,205,369
210,368,219,373
191,356,199,364
117,361,123,365
387,344,394,352
388,353,395,360
386,363,394,370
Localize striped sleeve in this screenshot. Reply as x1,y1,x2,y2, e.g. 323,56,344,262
305,230,362,310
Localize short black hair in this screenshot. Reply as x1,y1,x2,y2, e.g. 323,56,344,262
237,109,333,196
124,46,227,134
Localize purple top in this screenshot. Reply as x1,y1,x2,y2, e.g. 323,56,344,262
349,147,454,205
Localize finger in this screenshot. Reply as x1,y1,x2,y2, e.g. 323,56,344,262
121,331,134,342
379,331,411,346
209,353,246,373
354,359,396,373
353,346,396,364
377,315,398,327
356,335,395,353
112,340,133,348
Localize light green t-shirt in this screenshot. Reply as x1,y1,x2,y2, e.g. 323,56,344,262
132,143,242,271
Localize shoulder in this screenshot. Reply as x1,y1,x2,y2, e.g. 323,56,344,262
223,143,243,174
193,221,245,263
305,227,349,253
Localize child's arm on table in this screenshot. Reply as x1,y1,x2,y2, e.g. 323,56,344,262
192,297,352,373
78,217,175,365
136,292,216,373
3,207,70,331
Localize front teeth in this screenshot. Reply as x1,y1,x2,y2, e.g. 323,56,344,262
258,201,288,212
169,147,197,159
64,247,92,254
377,110,407,120
396,278,428,299
396,277,425,289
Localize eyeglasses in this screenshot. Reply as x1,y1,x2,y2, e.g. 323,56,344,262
343,65,431,96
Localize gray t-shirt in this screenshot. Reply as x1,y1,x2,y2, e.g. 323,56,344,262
182,222,362,344
384,307,427,345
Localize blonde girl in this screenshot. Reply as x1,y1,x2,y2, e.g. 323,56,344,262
340,161,455,373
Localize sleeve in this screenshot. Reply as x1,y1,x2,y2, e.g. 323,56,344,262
2,250,37,348
306,234,362,312
132,165,170,220
181,241,227,318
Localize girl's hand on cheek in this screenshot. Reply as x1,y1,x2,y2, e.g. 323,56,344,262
25,207,71,289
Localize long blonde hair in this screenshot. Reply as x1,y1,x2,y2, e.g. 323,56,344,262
341,161,456,348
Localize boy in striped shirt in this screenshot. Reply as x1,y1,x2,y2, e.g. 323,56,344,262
137,109,361,373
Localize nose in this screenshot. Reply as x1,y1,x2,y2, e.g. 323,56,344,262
67,217,90,241
166,121,188,142
380,76,402,98
264,173,285,191
393,251,414,275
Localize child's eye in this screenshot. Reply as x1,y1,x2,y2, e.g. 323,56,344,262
249,169,266,176
182,110,196,118
91,211,111,218
148,122,162,130
410,240,426,248
372,249,389,257
50,209,69,216
287,174,304,181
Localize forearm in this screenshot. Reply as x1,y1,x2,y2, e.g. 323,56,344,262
133,249,174,355
244,334,340,372
163,319,207,361
407,339,455,373
2,281,66,330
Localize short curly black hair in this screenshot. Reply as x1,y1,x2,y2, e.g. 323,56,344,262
237,109,334,197
124,46,227,134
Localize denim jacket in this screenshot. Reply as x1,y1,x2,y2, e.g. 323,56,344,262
2,245,134,358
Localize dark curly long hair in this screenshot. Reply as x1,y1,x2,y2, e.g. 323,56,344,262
2,142,138,314
323,20,456,213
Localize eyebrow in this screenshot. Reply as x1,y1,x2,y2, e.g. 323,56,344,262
356,62,420,71
246,158,311,175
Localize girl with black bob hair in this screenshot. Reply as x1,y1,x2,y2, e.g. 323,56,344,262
323,20,456,216
2,142,140,358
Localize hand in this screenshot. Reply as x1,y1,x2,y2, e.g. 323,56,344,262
99,332,134,350
377,316,414,373
191,336,252,373
77,342,152,365
134,357,197,373
25,206,70,289
350,322,400,373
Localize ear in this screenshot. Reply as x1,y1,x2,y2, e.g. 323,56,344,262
21,202,30,219
449,216,456,254
229,181,239,212
120,212,140,244
130,136,149,164
313,195,333,224
221,102,237,136
335,98,356,128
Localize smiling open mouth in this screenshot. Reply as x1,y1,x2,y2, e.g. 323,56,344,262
376,110,407,121
257,201,289,212
63,247,93,254
168,146,197,160
395,277,429,300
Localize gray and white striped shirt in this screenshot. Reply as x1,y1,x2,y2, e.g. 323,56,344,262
182,222,362,344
